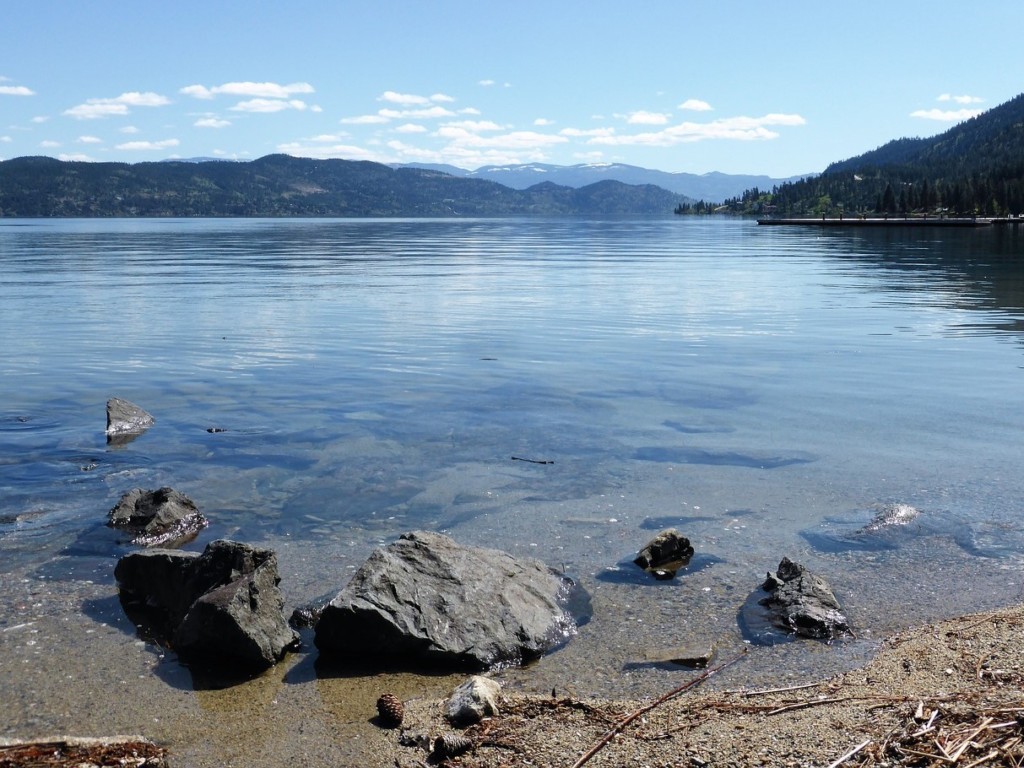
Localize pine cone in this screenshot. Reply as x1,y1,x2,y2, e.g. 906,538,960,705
376,693,404,727
432,732,474,759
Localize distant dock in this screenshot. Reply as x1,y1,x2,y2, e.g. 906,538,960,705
757,216,1002,228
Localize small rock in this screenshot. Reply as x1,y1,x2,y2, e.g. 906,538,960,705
760,557,850,641
633,528,694,578
107,487,208,548
105,397,155,443
446,676,501,725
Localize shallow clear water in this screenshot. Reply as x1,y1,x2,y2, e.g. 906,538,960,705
2,217,1024,708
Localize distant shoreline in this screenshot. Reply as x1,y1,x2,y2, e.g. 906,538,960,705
756,215,1024,228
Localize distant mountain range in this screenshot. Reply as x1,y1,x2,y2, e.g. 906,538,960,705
0,154,691,217
393,162,809,202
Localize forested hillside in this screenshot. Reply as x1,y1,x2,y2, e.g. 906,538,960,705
0,154,688,217
717,93,1024,217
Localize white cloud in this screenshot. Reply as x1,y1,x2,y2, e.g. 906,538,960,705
478,79,496,87
40,140,61,148
182,81,314,100
430,93,455,103
276,140,385,161
442,120,503,132
194,117,231,128
341,114,390,125
0,135,11,143
379,91,430,105
679,98,712,111
120,125,139,134
560,127,616,138
534,118,554,126
589,113,806,147
31,116,48,123
0,85,35,96
76,135,102,144
64,91,170,119
938,93,983,104
115,138,180,150
910,107,983,122
627,110,671,125
230,98,309,113
378,105,456,120
58,152,94,161
394,123,427,133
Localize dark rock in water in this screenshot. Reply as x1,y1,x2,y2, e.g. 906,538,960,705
759,557,850,641
314,531,578,670
105,397,155,444
633,528,694,579
289,591,334,629
115,540,298,671
107,487,209,547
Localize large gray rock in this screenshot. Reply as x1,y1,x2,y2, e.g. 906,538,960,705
760,557,850,641
105,397,155,444
115,540,298,671
107,487,208,547
314,531,577,669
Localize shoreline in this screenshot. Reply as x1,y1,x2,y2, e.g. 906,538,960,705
3,581,1023,766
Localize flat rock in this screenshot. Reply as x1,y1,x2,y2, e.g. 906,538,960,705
314,531,577,670
107,487,208,547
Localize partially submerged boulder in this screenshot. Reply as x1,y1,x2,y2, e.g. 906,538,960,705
107,487,208,547
633,528,694,579
105,397,155,444
115,539,298,671
314,531,578,670
760,557,850,641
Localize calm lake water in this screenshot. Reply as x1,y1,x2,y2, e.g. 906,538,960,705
2,217,1024,753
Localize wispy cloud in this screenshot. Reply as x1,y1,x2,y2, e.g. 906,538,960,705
910,107,983,122
911,93,984,122
679,98,712,111
64,91,170,119
938,93,983,105
626,110,671,125
0,85,35,96
194,117,231,128
181,81,314,100
587,113,805,147
115,138,180,151
76,135,102,144
230,98,311,113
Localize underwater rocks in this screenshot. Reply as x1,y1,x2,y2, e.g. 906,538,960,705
759,557,850,641
115,539,299,671
107,487,208,547
105,397,155,444
315,530,578,670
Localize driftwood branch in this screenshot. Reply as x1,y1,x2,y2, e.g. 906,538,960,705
568,651,746,768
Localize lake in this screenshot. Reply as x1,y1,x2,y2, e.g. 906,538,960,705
2,217,1024,758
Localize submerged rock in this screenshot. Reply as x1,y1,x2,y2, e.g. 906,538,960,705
759,557,850,641
107,487,208,547
115,539,298,671
105,397,155,444
863,502,921,532
314,531,578,670
633,528,694,579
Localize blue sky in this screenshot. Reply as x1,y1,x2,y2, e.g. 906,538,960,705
2,1,1021,177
